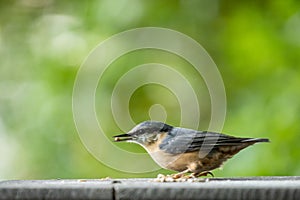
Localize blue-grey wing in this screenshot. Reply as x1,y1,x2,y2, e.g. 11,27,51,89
158,127,255,154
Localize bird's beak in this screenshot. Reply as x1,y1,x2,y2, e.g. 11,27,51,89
113,133,133,142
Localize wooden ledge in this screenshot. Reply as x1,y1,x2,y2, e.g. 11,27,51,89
1,177,300,200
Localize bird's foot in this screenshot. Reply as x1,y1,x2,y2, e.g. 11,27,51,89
188,171,214,178
172,172,186,179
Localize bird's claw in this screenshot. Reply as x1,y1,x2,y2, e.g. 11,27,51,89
191,171,214,178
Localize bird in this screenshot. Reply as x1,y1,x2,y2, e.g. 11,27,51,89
113,121,269,179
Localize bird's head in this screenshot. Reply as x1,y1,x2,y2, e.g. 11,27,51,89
113,121,173,145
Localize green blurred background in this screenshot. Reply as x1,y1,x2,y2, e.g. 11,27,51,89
1,0,300,179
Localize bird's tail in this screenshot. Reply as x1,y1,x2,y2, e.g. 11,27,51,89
243,138,270,143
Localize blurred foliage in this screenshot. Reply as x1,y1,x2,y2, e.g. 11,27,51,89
0,0,300,179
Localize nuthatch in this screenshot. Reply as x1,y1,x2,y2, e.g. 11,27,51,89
114,121,269,178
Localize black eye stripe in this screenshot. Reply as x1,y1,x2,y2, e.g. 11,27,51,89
140,125,172,133
132,122,173,135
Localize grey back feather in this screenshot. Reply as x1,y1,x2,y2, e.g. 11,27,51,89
159,127,268,154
